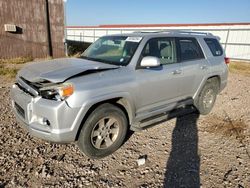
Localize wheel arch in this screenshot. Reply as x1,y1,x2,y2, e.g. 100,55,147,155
194,75,220,115
194,75,221,102
75,97,135,141
206,75,221,92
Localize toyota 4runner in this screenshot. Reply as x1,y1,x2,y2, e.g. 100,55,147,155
11,31,228,158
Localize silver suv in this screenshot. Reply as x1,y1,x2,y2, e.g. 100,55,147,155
11,31,228,158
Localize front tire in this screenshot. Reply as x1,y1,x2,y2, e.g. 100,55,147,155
77,103,128,159
195,78,219,115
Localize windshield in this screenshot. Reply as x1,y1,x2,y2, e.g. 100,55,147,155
81,36,142,66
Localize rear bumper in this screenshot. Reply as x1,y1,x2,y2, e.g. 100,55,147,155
10,84,82,143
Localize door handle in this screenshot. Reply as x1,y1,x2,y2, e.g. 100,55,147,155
200,65,208,70
172,69,182,75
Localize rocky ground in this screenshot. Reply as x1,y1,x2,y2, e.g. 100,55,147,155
0,73,249,188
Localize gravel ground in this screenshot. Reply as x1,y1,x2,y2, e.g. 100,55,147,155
0,73,249,188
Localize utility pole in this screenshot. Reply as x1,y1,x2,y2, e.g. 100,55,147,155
45,0,53,57
63,0,68,56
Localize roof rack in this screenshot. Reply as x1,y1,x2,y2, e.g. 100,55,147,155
134,30,213,36
133,31,162,33
170,30,213,36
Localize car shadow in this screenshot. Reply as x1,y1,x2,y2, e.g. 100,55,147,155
164,112,200,188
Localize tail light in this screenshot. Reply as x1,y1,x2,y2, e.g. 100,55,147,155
224,57,230,64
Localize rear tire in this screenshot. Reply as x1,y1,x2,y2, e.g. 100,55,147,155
77,103,128,159
195,78,219,115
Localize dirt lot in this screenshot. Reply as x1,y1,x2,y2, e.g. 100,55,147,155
0,72,249,188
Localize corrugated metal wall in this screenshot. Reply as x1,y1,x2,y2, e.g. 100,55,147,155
0,0,64,59
66,24,250,61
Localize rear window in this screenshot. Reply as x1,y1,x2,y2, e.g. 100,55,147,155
177,38,204,61
204,38,223,56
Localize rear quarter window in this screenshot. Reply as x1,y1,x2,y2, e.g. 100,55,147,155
204,38,223,56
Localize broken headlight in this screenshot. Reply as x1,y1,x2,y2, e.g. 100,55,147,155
39,83,74,101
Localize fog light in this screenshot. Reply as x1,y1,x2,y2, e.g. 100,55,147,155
38,117,50,126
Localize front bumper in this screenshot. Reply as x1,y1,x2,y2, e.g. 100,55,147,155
10,83,82,143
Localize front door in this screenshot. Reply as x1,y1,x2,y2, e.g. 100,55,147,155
135,37,183,117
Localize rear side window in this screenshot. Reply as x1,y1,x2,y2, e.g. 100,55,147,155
177,38,204,61
204,38,223,56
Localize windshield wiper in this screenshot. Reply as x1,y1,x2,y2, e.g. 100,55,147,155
80,56,97,61
79,56,121,66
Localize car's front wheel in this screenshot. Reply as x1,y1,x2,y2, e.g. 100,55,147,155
77,103,128,159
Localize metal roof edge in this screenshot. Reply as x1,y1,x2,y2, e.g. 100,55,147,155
66,22,250,28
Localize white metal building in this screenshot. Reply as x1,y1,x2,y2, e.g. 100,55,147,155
66,23,250,61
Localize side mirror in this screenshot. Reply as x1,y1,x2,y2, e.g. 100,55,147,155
140,56,161,68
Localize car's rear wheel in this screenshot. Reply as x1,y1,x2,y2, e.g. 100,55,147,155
195,78,219,115
77,103,128,159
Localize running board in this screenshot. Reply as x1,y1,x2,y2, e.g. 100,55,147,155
131,106,197,131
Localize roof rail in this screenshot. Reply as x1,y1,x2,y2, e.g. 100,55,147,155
170,30,213,36
133,29,213,36
133,30,161,33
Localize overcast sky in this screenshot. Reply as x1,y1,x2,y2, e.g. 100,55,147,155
66,0,250,26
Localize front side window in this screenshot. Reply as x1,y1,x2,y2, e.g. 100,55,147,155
142,38,177,65
177,38,204,61
204,38,223,56
81,36,142,66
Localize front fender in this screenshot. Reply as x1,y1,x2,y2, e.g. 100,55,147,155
83,92,135,123
66,92,136,138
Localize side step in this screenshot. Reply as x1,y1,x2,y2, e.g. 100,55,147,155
131,106,197,131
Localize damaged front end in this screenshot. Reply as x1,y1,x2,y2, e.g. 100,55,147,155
16,66,118,101
10,76,82,143
16,76,73,101
10,58,120,143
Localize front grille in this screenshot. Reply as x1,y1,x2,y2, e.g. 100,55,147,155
14,102,25,119
16,83,33,96
16,77,39,97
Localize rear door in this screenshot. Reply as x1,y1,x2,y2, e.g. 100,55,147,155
176,37,208,99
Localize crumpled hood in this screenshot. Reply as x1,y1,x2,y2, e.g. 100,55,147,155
18,58,119,83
